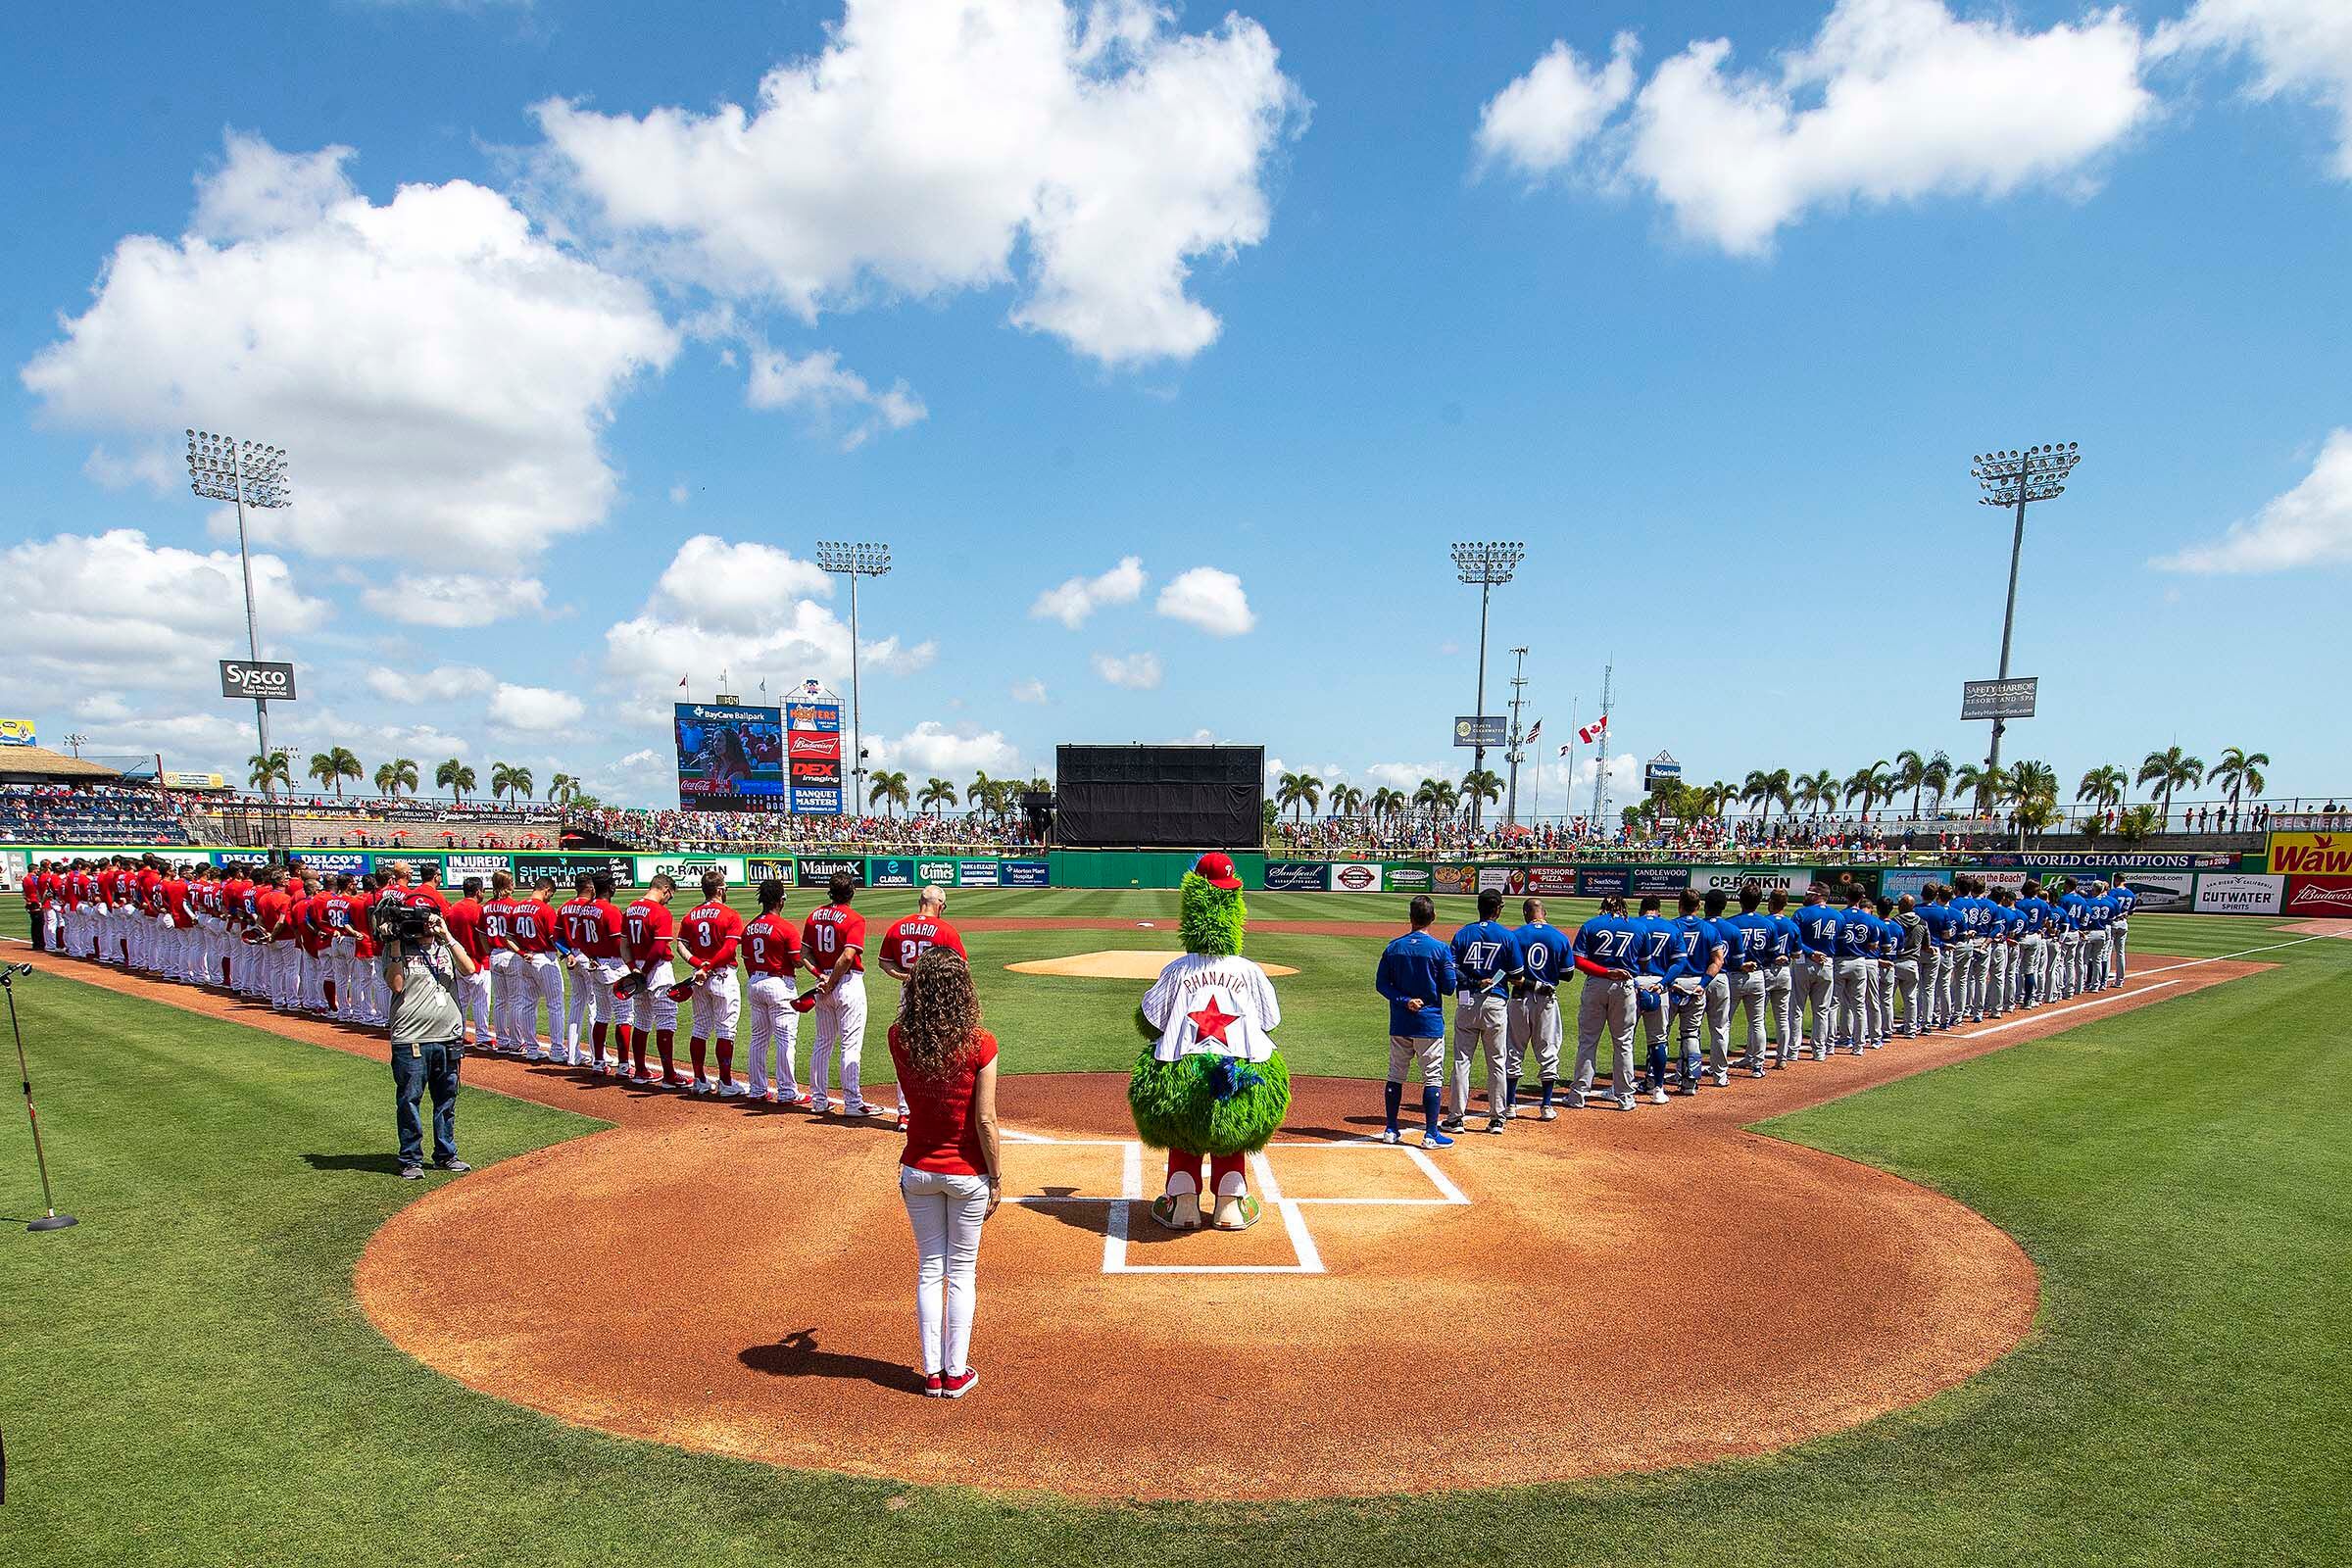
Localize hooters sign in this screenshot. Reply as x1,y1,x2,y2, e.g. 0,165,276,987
2269,832,2352,877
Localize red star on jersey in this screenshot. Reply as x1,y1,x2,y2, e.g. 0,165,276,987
1186,996,1240,1046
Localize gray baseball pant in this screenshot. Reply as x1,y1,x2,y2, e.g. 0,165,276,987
2109,920,2128,985
1763,963,1794,1060
1892,956,1921,1036
1451,993,1510,1119
2084,930,2111,990
1800,955,1836,1054
1507,988,1562,1094
1726,967,1768,1068
1833,956,1872,1052
1573,976,1634,1103
1701,974,1733,1076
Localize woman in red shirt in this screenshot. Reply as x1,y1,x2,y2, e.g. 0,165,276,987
887,949,1001,1398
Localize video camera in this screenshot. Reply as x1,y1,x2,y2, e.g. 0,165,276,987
378,901,436,949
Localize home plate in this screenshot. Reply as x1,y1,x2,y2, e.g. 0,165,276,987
1006,951,1300,979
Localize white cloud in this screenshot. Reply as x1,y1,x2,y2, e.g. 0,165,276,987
1009,677,1049,704
81,444,178,494
23,132,678,564
668,483,691,506
1092,650,1163,689
602,533,923,719
2157,0,2352,175
488,682,587,733
531,0,1305,366
1475,33,1640,177
2152,428,2352,572
870,721,1024,776
365,663,497,704
0,528,324,696
1154,565,1254,635
745,345,927,448
1476,0,2154,253
360,572,547,628
1364,761,1446,792
1031,556,1147,627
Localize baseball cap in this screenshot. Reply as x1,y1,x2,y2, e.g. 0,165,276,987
1195,852,1243,891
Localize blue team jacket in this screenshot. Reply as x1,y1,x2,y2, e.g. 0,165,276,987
1375,929,1457,1038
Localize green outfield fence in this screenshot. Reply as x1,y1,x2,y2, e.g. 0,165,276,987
0,845,2303,915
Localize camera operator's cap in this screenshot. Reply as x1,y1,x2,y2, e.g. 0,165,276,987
1195,852,1243,891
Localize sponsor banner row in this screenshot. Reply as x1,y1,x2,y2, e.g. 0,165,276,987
1976,851,2239,871
1573,866,1694,899
2122,870,2196,911
2267,831,2352,877
2284,875,2352,917
2194,872,2283,914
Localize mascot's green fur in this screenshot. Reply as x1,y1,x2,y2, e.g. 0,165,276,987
1127,871,1291,1157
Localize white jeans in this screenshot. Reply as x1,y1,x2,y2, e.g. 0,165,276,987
899,1165,989,1377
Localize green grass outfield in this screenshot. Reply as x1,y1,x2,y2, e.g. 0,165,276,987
0,897,2345,1566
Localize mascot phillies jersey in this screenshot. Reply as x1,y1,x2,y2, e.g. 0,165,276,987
1141,953,1282,1064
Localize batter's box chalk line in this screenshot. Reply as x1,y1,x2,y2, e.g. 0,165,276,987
1001,1133,1469,1276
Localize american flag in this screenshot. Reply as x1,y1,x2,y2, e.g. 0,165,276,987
1524,718,1542,744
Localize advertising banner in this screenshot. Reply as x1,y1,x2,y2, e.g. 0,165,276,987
0,850,26,888
1471,865,1509,895
1690,865,1814,896
515,853,636,885
2194,872,2284,914
674,702,785,813
1577,866,1692,898
1879,867,1952,900
955,859,1003,889
2001,852,2238,872
1381,861,1433,894
1631,866,1691,897
1328,861,1383,895
787,730,842,762
868,857,918,890
1577,867,1629,898
1432,864,1479,895
444,853,514,878
1002,859,1051,888
1960,676,2037,720
161,770,225,790
1452,715,1506,748
2283,876,2352,918
220,659,298,702
2120,870,2195,911
1264,860,1331,893
785,701,841,733
1978,869,2029,895
285,850,371,877
1482,865,1577,899
2267,832,2352,877
636,855,747,887
915,858,959,888
747,857,796,883
791,787,846,814
797,857,864,889
0,717,33,747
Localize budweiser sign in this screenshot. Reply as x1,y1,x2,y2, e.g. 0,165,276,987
2284,877,2352,914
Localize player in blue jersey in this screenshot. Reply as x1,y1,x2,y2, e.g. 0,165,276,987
1868,896,1901,1047
1792,887,1842,1060
1764,888,1802,1066
1722,883,1778,1077
1570,896,1640,1111
1374,896,1457,1147
1917,885,1952,1031
2108,877,2135,986
2082,881,2116,991
1674,889,1729,1089
1832,884,1879,1055
1504,898,1569,1120
1447,887,1521,1135
1627,894,1679,1102
2054,878,2088,1000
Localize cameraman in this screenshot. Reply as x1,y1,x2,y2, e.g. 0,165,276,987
376,870,479,1180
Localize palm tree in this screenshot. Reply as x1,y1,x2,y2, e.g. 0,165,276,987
2009,760,2061,846
1952,761,2011,814
968,770,997,821
490,762,520,805
1459,768,1502,820
307,746,362,799
1369,786,1405,822
2209,747,2269,818
2136,746,2205,827
1842,760,1893,819
435,758,473,804
918,777,958,815
2113,803,2160,844
1892,749,1928,818
1275,769,1324,822
547,771,575,806
1740,768,1791,821
1794,768,1838,817
1414,777,1457,822
248,750,292,795
1332,783,1365,818
2077,763,2128,810
1922,750,1953,814
867,769,910,816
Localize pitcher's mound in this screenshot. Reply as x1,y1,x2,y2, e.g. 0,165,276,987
1007,950,1300,979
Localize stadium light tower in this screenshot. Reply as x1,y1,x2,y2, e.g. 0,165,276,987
186,430,291,766
1451,540,1523,832
815,540,891,809
1969,443,2081,781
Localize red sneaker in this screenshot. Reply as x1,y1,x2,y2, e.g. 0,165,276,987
923,1372,944,1397
940,1368,979,1398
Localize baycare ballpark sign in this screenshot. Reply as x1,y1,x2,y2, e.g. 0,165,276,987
2268,832,2352,877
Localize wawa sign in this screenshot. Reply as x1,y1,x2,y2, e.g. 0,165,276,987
2267,832,2352,877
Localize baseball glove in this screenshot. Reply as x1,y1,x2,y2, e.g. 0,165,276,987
664,978,697,1003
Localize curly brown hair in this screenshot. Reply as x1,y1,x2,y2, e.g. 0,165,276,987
898,947,981,1081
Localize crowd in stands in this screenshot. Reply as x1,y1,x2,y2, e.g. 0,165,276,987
561,806,1042,854
0,784,195,846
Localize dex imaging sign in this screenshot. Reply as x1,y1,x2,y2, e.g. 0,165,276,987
220,660,298,701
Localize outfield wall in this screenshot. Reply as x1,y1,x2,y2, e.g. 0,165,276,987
0,845,2295,913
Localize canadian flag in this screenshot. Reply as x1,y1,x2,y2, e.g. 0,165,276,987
1578,714,1609,745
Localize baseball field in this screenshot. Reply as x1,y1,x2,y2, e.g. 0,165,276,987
2,891,2346,1567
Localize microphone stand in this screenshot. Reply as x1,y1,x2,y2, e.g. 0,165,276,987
2,963,75,1231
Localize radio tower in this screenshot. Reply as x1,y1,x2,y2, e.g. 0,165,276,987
1588,658,1614,827
1503,647,1530,827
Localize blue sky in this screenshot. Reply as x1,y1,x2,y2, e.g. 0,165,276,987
5,0,2346,810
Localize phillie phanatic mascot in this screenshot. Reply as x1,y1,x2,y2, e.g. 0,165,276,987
1131,852,1290,1231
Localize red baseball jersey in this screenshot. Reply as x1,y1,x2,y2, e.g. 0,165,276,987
442,897,489,962
163,876,194,928
350,890,381,959
623,898,674,967
880,913,967,975
803,904,866,973
479,896,516,950
677,900,745,969
742,911,802,978
255,887,290,940
507,899,560,956
561,896,624,959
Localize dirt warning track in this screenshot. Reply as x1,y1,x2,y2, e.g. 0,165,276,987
16,940,2262,1499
